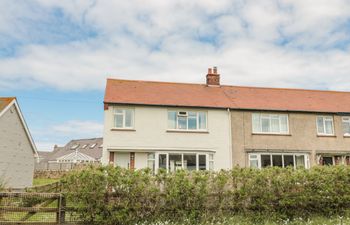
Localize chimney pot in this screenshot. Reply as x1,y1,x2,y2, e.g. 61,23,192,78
206,66,220,86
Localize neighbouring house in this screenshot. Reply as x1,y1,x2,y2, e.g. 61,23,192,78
35,138,103,171
102,67,350,171
0,97,38,188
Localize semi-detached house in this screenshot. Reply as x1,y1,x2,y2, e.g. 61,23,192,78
102,67,350,171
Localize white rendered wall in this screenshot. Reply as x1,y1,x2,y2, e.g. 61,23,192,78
102,105,231,170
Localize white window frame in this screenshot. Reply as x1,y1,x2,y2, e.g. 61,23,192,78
113,108,134,129
248,153,309,169
154,152,212,172
342,117,350,136
168,110,208,131
316,116,334,136
252,113,289,134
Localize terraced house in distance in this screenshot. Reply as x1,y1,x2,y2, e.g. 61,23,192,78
102,67,350,171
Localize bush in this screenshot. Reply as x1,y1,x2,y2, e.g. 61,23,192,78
61,165,350,225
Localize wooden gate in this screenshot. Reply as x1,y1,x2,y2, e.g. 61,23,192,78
0,192,68,224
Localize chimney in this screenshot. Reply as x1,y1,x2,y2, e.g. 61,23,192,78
206,66,220,86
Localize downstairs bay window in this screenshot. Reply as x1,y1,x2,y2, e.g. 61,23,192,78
249,153,309,169
148,152,214,172
317,154,350,166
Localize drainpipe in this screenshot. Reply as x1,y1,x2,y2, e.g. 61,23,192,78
227,108,233,169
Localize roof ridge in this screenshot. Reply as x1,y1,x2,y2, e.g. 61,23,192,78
107,78,207,87
222,84,350,94
68,137,103,142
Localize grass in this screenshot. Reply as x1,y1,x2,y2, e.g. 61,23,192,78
33,178,59,186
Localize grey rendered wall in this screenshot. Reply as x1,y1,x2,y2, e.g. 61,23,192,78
0,105,35,188
231,110,350,167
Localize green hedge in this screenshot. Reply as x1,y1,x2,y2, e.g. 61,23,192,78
61,166,350,225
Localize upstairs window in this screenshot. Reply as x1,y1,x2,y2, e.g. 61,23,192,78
252,113,289,134
316,116,334,135
113,108,134,129
342,117,350,136
168,111,207,131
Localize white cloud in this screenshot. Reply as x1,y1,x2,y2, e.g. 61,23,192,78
32,120,103,151
52,120,103,137
0,0,350,91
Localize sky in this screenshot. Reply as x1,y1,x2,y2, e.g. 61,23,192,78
1,0,350,151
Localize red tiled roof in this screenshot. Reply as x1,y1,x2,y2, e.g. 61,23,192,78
104,79,350,113
0,97,15,113
104,79,232,109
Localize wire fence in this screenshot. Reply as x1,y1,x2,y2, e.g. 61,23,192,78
0,192,79,224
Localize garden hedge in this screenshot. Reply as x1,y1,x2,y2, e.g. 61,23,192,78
61,166,350,224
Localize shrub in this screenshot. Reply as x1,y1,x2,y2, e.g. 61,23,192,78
61,165,350,225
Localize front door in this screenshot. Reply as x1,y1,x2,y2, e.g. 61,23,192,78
115,152,130,168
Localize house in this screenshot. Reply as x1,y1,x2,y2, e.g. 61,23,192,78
0,97,38,188
102,67,350,171
102,67,231,171
35,138,103,171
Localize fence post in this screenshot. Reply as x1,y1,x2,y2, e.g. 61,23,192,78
57,194,66,224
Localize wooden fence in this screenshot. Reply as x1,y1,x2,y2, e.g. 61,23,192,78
0,192,75,224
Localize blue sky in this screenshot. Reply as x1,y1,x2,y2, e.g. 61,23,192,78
1,0,350,150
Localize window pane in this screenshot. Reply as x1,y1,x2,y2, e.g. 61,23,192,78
283,155,294,167
159,154,167,170
346,156,350,165
147,158,155,172
184,154,196,171
168,111,176,129
125,109,133,127
343,119,350,135
199,155,206,170
209,161,214,170
325,119,333,134
296,155,305,168
334,156,342,165
272,155,283,167
271,117,280,133
250,159,258,168
188,116,197,130
115,109,123,114
261,117,270,133
280,115,288,133
188,112,196,117
198,112,207,129
261,155,271,167
147,153,155,160
115,114,123,128
252,114,261,133
317,117,325,134
169,154,182,172
322,156,333,165
178,117,187,129
209,154,214,161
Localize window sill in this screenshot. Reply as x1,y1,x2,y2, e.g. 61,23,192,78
344,135,350,138
111,128,136,131
166,129,209,134
317,134,336,137
252,133,291,136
